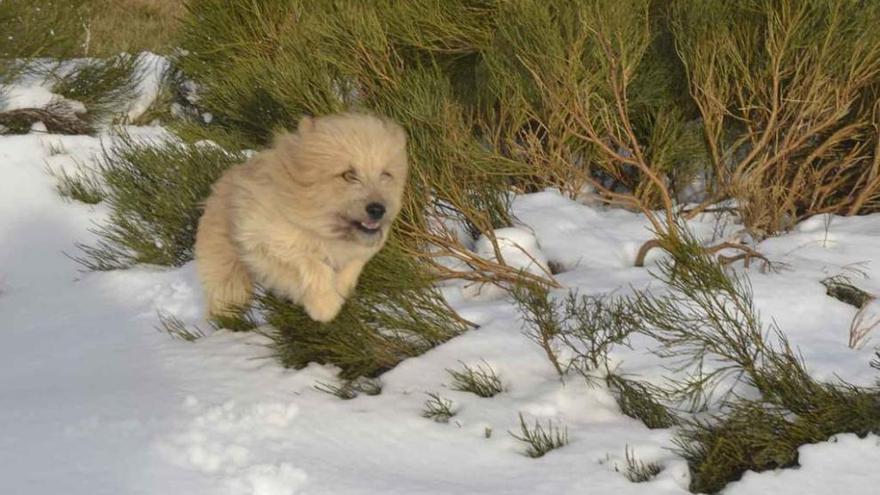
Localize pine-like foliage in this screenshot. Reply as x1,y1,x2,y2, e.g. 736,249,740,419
627,230,880,493
0,0,86,61
76,135,246,270
422,393,456,423
52,54,141,126
258,242,465,379
50,165,106,204
509,413,569,458
447,360,505,398
0,0,88,103
671,0,880,235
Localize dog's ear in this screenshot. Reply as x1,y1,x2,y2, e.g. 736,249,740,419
297,116,314,134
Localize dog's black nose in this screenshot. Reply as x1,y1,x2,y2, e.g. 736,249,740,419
366,202,386,220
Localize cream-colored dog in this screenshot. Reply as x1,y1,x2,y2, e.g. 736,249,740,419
194,112,408,322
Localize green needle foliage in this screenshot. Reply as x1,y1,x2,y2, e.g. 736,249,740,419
606,374,679,429
314,377,382,399
624,230,880,493
0,0,88,103
422,393,457,423
0,0,86,61
50,165,106,205
447,361,504,398
156,312,206,342
259,241,466,380
621,446,663,483
509,413,570,458
512,282,636,380
52,54,141,126
75,134,247,270
671,0,880,234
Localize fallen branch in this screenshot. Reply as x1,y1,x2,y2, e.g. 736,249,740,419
0,103,92,135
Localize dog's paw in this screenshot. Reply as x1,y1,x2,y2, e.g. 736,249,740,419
303,293,345,323
335,276,358,298
335,260,366,298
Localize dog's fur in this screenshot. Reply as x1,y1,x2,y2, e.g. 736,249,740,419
194,112,409,322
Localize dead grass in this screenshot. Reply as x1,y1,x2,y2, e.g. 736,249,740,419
81,0,184,57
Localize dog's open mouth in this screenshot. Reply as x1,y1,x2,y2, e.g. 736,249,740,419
351,219,382,235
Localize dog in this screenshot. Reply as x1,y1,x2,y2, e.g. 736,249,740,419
194,112,409,322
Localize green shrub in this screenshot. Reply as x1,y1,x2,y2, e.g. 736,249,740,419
509,413,569,458
314,377,382,399
52,54,141,126
0,0,86,61
677,386,880,494
620,446,663,483
259,241,466,379
626,231,880,493
512,283,636,380
75,134,246,270
156,311,206,342
422,393,456,423
447,360,504,398
50,165,106,204
606,374,679,429
671,0,880,234
0,0,87,102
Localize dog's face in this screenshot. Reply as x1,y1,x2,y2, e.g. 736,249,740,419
279,113,409,245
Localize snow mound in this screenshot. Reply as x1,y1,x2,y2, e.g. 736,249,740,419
126,52,171,122
157,398,305,493
463,227,551,300
727,434,880,495
225,463,308,495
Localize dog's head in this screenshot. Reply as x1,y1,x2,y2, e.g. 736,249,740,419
275,112,409,245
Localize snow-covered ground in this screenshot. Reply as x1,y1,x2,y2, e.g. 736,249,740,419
2,79,880,494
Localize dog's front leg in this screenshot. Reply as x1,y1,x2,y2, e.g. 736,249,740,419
335,259,367,298
241,248,344,322
295,257,346,323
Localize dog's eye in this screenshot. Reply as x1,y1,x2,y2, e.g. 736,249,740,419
341,169,359,183
381,171,393,180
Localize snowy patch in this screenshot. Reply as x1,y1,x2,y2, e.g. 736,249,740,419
462,227,551,300
727,434,880,495
126,52,171,122
3,115,880,494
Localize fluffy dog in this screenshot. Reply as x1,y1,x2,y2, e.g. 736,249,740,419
194,112,409,322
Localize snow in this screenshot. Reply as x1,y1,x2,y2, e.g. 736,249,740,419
729,434,880,495
126,52,171,122
0,52,171,125
2,88,880,493
464,227,551,300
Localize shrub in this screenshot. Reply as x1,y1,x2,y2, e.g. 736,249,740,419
447,361,504,398
314,377,382,399
422,393,456,423
626,231,880,493
606,374,679,429
0,0,86,61
512,283,636,380
50,165,106,204
509,413,569,458
672,0,880,235
155,311,206,342
75,134,246,270
259,242,466,379
52,54,141,126
620,446,663,483
0,0,87,104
